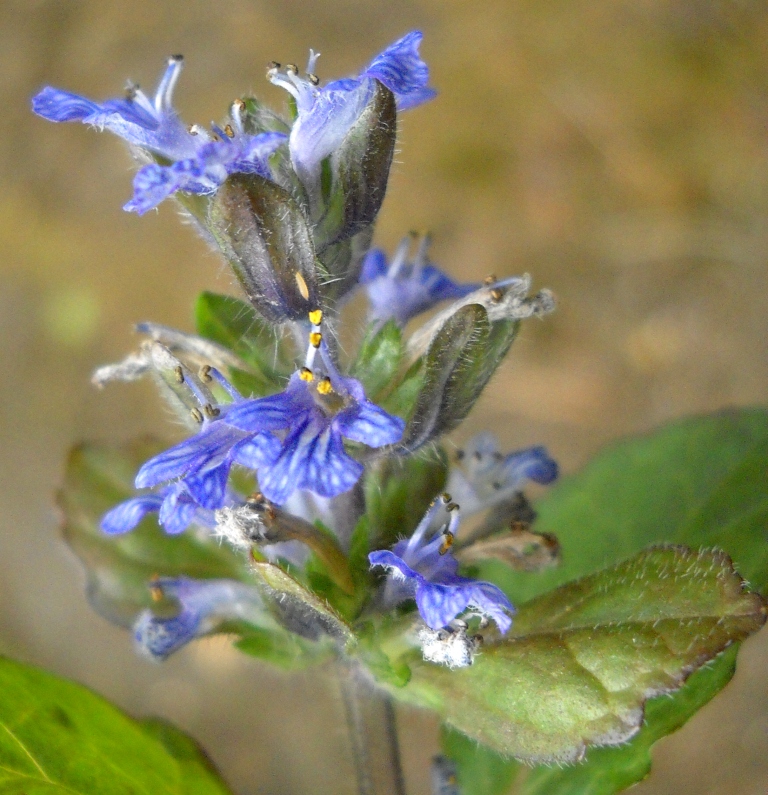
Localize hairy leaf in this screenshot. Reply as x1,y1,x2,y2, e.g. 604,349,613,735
396,546,765,763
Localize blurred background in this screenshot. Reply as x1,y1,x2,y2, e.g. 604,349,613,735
3,0,768,792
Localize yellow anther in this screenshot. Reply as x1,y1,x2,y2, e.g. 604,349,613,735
190,407,204,423
150,584,164,602
441,492,452,504
299,367,314,382
308,308,323,325
286,63,299,74
489,288,503,303
295,271,310,300
203,403,220,418
310,331,322,348
173,365,184,384
316,376,333,395
307,73,320,85
483,274,497,285
199,364,212,382
267,61,281,70
439,533,454,556
223,124,235,138
233,98,246,111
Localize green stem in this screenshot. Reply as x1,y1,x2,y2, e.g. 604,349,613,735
338,659,407,795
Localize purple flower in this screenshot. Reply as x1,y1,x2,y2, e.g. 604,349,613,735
134,363,280,511
447,433,558,516
360,235,479,326
369,496,514,633
268,31,435,187
100,482,218,537
224,341,404,505
32,56,287,214
134,578,264,660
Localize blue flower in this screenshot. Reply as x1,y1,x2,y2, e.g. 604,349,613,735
446,433,558,516
360,235,479,326
134,578,264,660
369,496,514,633
268,31,435,186
32,56,287,214
101,483,209,536
224,335,404,505
134,364,281,511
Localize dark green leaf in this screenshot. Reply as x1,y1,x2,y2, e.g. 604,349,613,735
395,546,765,763
0,656,233,794
208,174,319,323
441,725,518,795
514,644,738,795
350,320,403,401
195,291,292,392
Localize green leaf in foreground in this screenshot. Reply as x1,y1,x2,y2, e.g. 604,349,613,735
0,656,233,795
441,644,739,795
395,546,765,763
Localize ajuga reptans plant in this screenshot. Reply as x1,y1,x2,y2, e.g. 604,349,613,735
34,30,768,795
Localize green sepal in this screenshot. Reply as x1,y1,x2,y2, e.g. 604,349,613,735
315,80,397,252
208,174,320,323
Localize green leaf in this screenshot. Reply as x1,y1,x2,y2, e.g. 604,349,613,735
441,646,738,795
194,291,291,393
58,440,247,628
0,656,233,794
441,725,518,795
350,320,403,401
395,546,765,763
364,448,448,549
483,408,768,605
514,644,738,795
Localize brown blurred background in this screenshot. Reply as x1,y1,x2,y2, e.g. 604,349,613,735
3,0,768,792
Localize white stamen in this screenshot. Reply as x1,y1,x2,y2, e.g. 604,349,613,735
155,55,184,113
306,49,321,75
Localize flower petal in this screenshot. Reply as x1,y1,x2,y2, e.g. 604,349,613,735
364,31,436,110
232,432,282,469
135,422,243,488
100,495,163,535
32,87,99,122
335,399,404,447
183,462,231,510
158,488,198,535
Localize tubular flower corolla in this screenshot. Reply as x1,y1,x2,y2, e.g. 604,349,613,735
32,56,287,214
446,432,558,516
359,234,479,326
134,365,280,511
267,31,435,186
369,495,515,633
223,313,404,504
134,578,264,660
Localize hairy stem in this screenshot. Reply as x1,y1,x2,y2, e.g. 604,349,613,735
338,659,407,795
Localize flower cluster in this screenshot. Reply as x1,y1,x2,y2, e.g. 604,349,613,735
36,32,557,668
